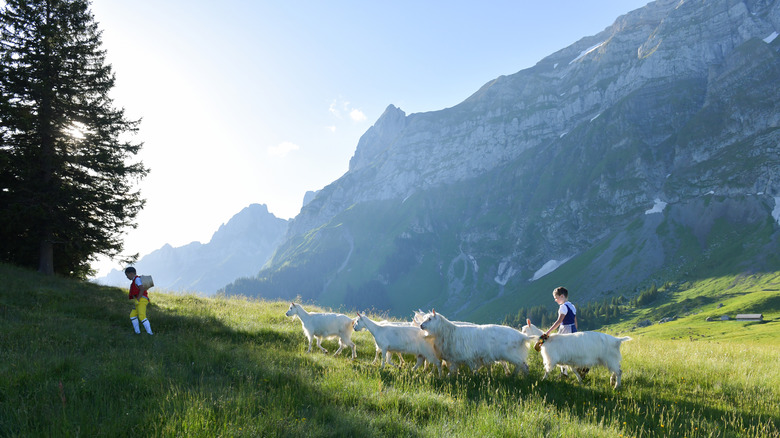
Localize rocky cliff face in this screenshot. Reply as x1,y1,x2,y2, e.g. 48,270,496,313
290,0,780,235
229,0,780,321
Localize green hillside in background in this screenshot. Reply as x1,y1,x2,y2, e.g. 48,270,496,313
1,263,778,437
229,190,780,326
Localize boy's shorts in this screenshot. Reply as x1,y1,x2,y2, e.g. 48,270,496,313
557,323,576,334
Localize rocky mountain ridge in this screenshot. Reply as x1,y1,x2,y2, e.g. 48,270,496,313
225,0,780,321
291,0,780,236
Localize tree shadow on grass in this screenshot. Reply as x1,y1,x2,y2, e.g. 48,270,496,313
0,270,421,437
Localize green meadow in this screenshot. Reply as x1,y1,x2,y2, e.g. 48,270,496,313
1,263,777,437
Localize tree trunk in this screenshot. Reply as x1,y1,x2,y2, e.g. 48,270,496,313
38,239,54,275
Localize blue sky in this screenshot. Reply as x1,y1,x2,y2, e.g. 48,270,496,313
89,0,650,276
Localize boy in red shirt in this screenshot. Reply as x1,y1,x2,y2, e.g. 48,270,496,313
125,267,153,335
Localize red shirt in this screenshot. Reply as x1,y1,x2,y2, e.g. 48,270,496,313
128,276,149,300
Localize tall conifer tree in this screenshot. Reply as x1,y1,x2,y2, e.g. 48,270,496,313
0,0,147,277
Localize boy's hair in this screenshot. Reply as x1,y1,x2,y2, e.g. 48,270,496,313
553,286,568,298
125,267,137,275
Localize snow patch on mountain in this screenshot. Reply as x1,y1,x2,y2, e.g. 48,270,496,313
645,198,667,215
530,258,571,281
569,40,607,64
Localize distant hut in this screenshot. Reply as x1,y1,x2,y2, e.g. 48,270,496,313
736,314,763,321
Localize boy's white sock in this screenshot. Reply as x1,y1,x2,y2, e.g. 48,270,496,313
142,318,153,335
131,317,141,334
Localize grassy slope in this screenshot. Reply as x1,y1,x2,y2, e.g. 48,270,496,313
1,263,778,438
613,272,780,343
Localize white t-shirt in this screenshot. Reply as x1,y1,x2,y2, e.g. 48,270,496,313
558,301,576,319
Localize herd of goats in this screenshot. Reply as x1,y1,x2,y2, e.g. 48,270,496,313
285,302,632,389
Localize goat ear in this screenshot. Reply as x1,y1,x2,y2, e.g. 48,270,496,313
432,309,436,316
527,318,532,326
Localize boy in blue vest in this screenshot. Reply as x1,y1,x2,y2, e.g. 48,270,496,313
125,267,153,335
543,286,588,379
544,286,577,337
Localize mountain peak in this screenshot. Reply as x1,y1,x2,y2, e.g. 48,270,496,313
94,203,288,295
348,105,407,172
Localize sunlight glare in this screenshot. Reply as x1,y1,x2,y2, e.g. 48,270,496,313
65,121,89,139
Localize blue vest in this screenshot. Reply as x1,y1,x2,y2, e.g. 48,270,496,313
562,302,576,331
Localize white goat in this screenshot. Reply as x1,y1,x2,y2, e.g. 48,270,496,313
521,319,579,377
285,302,356,359
371,320,416,365
419,310,532,376
414,309,492,372
526,323,632,389
353,313,441,374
